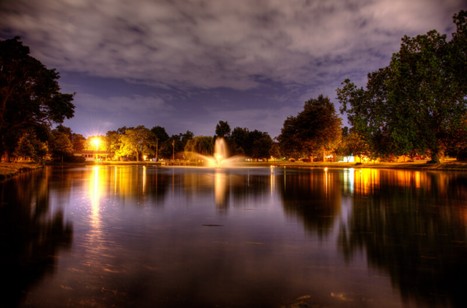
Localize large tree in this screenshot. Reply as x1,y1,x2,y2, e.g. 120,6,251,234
0,37,74,160
337,11,467,163
117,126,155,161
278,95,342,161
49,126,74,162
184,136,214,156
230,127,273,159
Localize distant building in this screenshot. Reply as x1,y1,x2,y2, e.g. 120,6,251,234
74,150,111,162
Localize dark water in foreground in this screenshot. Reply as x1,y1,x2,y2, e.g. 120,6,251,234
1,165,466,307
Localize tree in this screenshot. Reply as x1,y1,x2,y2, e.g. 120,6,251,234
230,127,273,159
338,11,467,163
50,127,73,162
12,131,48,162
106,130,122,160
184,136,214,156
118,126,155,161
337,129,371,161
230,127,250,155
278,95,342,161
249,130,273,159
14,133,36,161
0,37,74,160
277,116,302,158
150,126,169,160
180,130,194,148
215,120,231,138
71,133,86,152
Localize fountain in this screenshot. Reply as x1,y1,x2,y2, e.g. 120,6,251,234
193,138,245,168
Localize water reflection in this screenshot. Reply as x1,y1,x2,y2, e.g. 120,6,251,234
0,168,73,307
339,169,467,307
278,169,342,237
214,170,228,207
2,166,466,307
89,165,102,229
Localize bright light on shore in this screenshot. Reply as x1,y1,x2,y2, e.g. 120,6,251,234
91,137,101,149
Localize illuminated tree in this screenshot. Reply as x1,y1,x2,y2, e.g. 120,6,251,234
338,10,467,163
278,95,342,161
117,126,155,161
343,131,371,162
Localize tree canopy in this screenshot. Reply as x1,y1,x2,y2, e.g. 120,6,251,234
0,37,75,160
337,11,467,162
278,95,342,160
230,127,273,159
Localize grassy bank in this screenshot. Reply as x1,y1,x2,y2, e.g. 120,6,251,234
242,160,467,171
0,162,43,181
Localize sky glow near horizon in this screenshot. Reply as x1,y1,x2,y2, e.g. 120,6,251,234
1,0,465,137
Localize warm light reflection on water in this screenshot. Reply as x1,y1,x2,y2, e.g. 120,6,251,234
89,165,103,229
214,170,227,207
3,166,466,308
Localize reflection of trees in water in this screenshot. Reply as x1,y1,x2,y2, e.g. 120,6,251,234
277,169,341,237
0,169,73,307
339,171,467,307
179,171,271,209
229,174,270,207
87,166,170,205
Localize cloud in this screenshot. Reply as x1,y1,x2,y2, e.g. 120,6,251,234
2,0,464,137
1,0,463,91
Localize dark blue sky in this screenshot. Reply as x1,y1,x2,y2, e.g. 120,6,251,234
1,0,464,137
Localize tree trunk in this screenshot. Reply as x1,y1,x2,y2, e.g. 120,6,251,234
429,149,440,164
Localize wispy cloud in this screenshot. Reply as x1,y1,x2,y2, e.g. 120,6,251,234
1,0,463,136
1,0,462,90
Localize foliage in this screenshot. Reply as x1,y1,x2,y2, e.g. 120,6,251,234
150,125,169,159
230,127,273,159
337,10,467,163
117,126,155,161
106,130,122,159
278,95,342,160
49,126,74,162
71,133,86,152
184,136,214,156
336,129,371,160
215,120,231,138
11,130,48,162
0,37,74,160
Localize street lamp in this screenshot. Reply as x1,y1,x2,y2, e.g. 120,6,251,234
92,137,101,162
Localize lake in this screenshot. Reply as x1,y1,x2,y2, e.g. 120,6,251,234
1,165,466,307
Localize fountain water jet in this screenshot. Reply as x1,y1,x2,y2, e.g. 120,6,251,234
194,138,245,168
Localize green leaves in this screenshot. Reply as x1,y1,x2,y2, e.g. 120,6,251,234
337,10,467,162
278,95,342,160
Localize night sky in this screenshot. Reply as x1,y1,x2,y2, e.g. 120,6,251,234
1,0,464,138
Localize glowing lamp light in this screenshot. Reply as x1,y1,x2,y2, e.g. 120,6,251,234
92,137,101,150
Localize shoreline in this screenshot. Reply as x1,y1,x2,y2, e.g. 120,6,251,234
1,160,466,181
0,162,44,182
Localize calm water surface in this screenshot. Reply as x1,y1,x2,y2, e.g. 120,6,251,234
1,165,466,307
